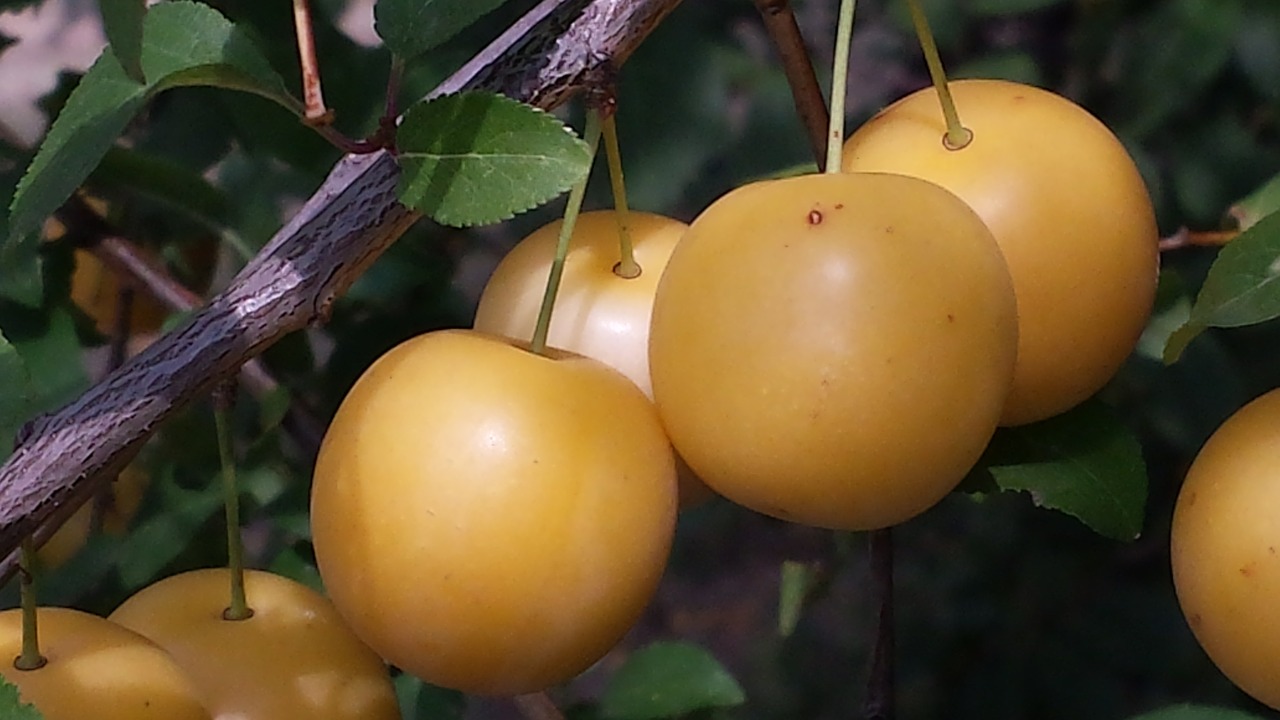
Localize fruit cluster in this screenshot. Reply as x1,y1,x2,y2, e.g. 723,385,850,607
0,567,401,720
309,77,1159,695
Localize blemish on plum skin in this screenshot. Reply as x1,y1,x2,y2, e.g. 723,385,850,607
808,210,823,225
946,314,956,323
1240,561,1257,578
834,203,844,210
1189,612,1203,627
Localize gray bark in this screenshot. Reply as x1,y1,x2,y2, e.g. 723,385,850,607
0,0,684,566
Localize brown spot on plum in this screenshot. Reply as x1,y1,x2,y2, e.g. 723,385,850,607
1240,562,1258,578
808,210,823,225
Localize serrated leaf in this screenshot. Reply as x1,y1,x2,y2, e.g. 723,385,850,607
140,1,294,104
0,676,43,720
396,92,590,227
984,400,1147,541
6,0,298,294
375,0,510,60
100,0,147,82
1164,210,1280,363
1126,705,1267,720
7,50,147,248
1229,172,1280,230
600,641,745,720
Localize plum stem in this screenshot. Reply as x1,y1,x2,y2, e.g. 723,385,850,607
824,0,858,174
214,381,253,621
904,0,971,150
14,537,45,670
603,114,641,279
530,110,603,356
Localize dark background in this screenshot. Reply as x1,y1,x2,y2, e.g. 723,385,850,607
1,0,1279,718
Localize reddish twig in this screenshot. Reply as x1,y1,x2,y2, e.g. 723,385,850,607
753,0,829,170
1158,227,1238,253
0,0,685,585
293,0,334,127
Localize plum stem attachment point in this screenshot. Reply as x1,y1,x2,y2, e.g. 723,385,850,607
824,0,858,174
602,113,640,279
530,110,604,356
14,537,45,671
213,381,253,622
905,0,970,151
293,0,334,127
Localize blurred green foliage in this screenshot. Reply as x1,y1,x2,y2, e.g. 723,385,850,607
0,0,1278,718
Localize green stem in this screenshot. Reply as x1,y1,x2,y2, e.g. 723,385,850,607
824,0,858,174
905,0,971,150
15,537,45,671
214,390,252,621
602,114,640,279
530,110,604,355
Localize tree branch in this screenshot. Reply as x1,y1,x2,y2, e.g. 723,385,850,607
0,0,684,568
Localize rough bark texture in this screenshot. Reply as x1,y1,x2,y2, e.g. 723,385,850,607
0,0,684,565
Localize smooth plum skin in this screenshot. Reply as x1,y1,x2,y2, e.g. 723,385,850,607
843,79,1158,425
648,172,1018,531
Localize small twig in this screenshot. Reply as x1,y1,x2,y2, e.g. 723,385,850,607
864,528,895,720
379,58,405,153
753,0,829,170
108,285,134,373
293,0,335,127
512,692,567,720
1158,227,1237,253
0,0,684,599
57,197,327,456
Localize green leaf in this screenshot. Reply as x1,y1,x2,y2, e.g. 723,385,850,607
1116,0,1242,138
984,400,1147,541
140,1,295,105
0,676,42,720
89,146,232,227
1229,172,1280,230
1164,210,1280,362
778,560,817,638
375,0,510,60
4,309,91,424
1126,705,1267,720
7,51,148,251
0,330,30,465
99,0,147,82
600,641,745,720
6,0,297,289
117,481,223,589
0,229,41,308
396,92,591,227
